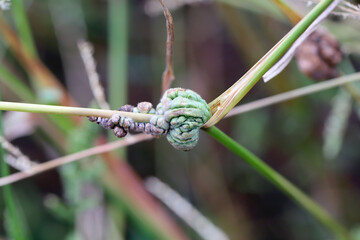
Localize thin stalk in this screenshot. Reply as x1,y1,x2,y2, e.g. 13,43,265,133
4,1,76,131
272,0,360,108
205,0,338,127
159,0,175,93
107,0,128,235
338,57,360,106
271,0,302,24
204,126,350,240
103,157,189,240
344,84,360,106
0,13,75,107
0,134,153,187
108,0,128,110
0,65,35,102
226,72,360,117
11,0,38,58
10,0,43,95
107,0,128,158
0,88,28,240
0,101,156,122
0,65,72,136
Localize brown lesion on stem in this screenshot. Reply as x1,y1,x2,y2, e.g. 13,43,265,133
158,0,175,94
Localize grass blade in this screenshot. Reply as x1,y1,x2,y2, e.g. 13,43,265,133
11,0,38,58
226,72,360,117
103,157,189,240
0,65,35,102
205,0,339,127
205,126,350,240
0,87,29,240
108,0,128,110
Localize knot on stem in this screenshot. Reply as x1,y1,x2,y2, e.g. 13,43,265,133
89,88,211,151
156,88,211,151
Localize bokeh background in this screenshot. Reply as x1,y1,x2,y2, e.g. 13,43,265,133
0,0,360,239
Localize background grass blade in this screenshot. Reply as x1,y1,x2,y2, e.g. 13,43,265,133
0,87,29,240
205,126,350,240
11,0,38,58
108,0,128,111
205,0,339,127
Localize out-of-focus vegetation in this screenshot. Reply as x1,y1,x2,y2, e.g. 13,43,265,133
0,0,360,240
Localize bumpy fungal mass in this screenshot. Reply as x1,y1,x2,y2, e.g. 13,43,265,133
89,88,211,151
155,88,212,151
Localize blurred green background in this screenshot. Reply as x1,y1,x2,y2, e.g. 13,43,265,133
0,0,360,239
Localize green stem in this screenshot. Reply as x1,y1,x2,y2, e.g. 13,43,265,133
338,57,360,106
108,0,128,110
0,89,28,240
11,0,41,93
107,0,128,152
5,3,74,133
11,0,38,58
0,65,72,135
0,65,35,102
0,101,156,122
104,175,187,240
236,0,335,100
270,0,302,24
206,0,338,127
204,126,350,240
107,1,128,235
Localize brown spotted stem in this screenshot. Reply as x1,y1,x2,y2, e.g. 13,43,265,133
0,101,157,122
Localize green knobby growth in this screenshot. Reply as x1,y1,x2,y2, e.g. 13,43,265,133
156,88,212,151
89,88,211,151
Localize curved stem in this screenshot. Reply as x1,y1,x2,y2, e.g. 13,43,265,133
0,101,156,122
205,0,338,127
204,126,350,240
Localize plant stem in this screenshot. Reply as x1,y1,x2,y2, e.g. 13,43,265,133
0,65,73,135
0,65,35,103
103,158,189,240
0,101,156,122
0,89,28,240
226,72,360,117
205,0,339,127
108,0,128,110
271,0,302,24
204,126,350,240
0,134,152,187
11,0,38,58
106,0,129,237
107,0,128,157
0,13,75,106
338,57,360,106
